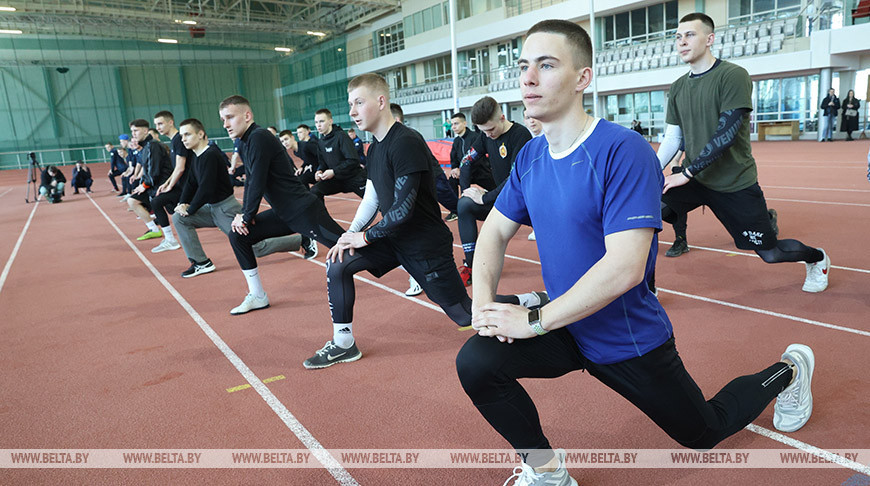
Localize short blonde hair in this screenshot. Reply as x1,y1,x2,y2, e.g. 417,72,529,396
347,73,390,99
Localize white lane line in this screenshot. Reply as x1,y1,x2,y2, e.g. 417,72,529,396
766,197,870,208
659,288,870,337
658,240,870,275
87,195,358,486
0,202,39,297
765,185,870,193
745,424,870,476
0,187,14,199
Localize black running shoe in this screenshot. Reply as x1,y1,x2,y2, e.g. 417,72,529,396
444,212,458,222
303,340,362,369
181,259,216,278
665,237,689,257
768,208,779,237
301,236,318,260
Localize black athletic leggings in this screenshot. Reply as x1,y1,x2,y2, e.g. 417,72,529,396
325,248,522,326
457,196,494,266
456,331,791,467
150,187,181,228
229,201,344,270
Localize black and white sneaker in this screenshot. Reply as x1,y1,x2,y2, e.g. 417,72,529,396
301,236,318,260
303,340,362,369
181,259,216,278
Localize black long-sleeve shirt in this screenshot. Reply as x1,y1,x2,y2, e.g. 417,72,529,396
295,139,319,170
239,123,317,224
179,144,235,215
315,126,364,180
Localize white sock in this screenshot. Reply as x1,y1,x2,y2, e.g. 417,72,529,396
242,268,266,298
517,292,542,308
333,323,354,348
161,225,177,243
146,221,159,232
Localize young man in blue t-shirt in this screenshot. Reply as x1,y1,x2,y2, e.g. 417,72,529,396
455,20,816,486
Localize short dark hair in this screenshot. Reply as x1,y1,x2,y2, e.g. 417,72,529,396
154,110,174,121
679,12,715,32
268,126,278,132
390,103,404,123
471,97,500,125
451,112,467,121
129,118,150,128
278,129,295,138
526,19,593,70
296,124,311,131
315,108,332,118
219,95,250,110
179,118,206,135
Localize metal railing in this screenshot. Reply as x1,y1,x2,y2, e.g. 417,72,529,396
0,136,237,171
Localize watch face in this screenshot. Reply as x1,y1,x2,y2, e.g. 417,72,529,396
528,308,540,324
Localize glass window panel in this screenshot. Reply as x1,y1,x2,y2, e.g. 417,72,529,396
648,4,664,33
422,8,432,31
755,0,775,14
650,90,666,113
631,9,647,38
458,0,472,19
757,79,780,113
781,77,804,112
606,95,619,121
404,17,414,37
617,93,634,116
605,16,615,42
615,12,630,40
634,92,650,113
665,1,678,30
729,0,752,19
472,0,487,16
777,0,800,8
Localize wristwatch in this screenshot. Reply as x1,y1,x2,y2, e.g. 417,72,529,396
528,308,547,336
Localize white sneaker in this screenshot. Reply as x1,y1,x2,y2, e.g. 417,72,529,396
773,344,815,433
405,276,423,296
151,239,181,253
503,449,577,486
802,249,829,293
528,230,536,241
230,293,270,315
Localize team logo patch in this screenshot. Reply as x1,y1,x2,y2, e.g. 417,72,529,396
742,230,764,246
499,143,507,158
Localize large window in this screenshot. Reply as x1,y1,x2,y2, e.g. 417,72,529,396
602,1,678,47
605,89,669,137
424,55,452,83
752,75,819,130
404,3,448,37
373,22,404,57
728,0,800,23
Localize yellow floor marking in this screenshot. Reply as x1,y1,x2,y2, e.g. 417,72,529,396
226,375,286,393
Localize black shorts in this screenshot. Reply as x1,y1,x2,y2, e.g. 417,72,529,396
358,242,468,307
130,188,154,210
662,181,776,250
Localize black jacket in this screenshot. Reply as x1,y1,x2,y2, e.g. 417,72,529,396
841,98,861,132
40,168,66,187
821,95,840,117
315,125,363,180
139,135,173,188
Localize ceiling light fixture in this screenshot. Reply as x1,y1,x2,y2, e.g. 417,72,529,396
0,29,23,34
157,38,178,44
274,47,292,52
307,31,326,37
0,6,16,12
182,20,197,25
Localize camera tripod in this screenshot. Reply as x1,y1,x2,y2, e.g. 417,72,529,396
24,152,40,203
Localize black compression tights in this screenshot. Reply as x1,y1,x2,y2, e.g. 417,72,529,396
755,239,823,264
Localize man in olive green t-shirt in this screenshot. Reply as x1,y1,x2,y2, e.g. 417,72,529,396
658,13,829,293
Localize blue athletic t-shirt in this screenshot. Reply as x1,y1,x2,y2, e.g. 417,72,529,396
495,119,673,365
